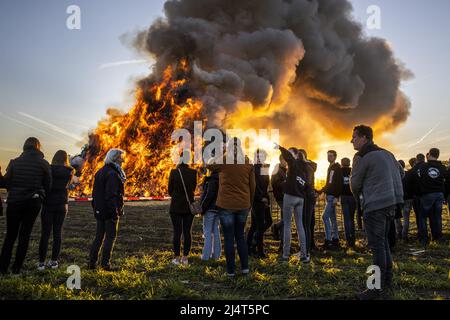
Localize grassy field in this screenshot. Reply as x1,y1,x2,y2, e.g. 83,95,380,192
0,199,449,300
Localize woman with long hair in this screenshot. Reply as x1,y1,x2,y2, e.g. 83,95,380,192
38,150,74,270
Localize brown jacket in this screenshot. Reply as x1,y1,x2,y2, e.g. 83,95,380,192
208,156,256,211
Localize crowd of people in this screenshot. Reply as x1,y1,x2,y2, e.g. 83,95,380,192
0,124,449,300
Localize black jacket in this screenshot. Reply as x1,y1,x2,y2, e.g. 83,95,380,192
279,147,307,198
445,167,450,200
3,150,52,203
254,164,270,203
418,160,447,195
305,160,317,198
44,165,74,207
200,171,219,214
322,163,343,197
168,164,197,215
271,164,287,203
341,167,353,196
403,168,416,200
408,161,425,197
92,164,125,220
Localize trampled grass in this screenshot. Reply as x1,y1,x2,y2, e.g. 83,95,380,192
0,200,449,300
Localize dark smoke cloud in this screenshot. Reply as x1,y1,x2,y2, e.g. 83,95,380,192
133,0,412,136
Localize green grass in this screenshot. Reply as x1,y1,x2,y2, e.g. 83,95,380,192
0,200,449,300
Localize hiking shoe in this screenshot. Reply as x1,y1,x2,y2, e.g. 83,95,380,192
37,262,46,271
47,260,59,269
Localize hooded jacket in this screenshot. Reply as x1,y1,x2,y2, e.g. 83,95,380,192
417,160,447,195
322,162,343,197
351,142,404,213
3,149,52,203
92,163,125,220
44,165,74,207
279,146,307,199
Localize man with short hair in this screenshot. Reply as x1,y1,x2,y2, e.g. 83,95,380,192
350,125,404,300
417,148,446,243
409,154,426,241
320,150,343,249
402,158,417,241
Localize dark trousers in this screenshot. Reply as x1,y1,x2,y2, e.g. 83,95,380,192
247,201,272,255
39,205,67,262
219,208,249,274
420,192,444,242
413,197,425,241
170,213,194,257
274,199,284,248
303,195,316,253
0,198,42,273
89,218,119,267
341,195,356,246
363,207,395,290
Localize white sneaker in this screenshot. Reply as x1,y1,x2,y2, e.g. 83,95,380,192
181,257,189,266
241,269,250,275
47,260,59,269
37,262,46,271
172,258,181,265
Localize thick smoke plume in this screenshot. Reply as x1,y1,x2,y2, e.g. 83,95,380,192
133,0,412,152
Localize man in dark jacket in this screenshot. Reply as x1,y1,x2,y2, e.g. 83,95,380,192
299,149,318,254
320,150,343,249
408,154,426,241
350,125,403,300
247,149,271,258
271,155,287,250
401,158,417,241
340,158,356,248
0,137,52,274
418,148,447,243
89,149,126,271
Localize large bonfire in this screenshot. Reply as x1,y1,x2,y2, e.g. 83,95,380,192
78,60,202,196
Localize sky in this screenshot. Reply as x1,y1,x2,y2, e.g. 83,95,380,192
0,0,449,179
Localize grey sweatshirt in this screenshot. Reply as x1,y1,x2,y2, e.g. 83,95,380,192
351,143,404,213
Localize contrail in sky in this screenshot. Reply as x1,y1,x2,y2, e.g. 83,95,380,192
408,122,441,148
18,112,83,141
0,112,65,142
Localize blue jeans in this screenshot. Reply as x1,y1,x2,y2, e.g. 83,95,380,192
219,208,249,274
282,194,306,258
202,210,221,261
364,206,395,289
322,195,339,241
340,196,356,244
420,193,444,241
